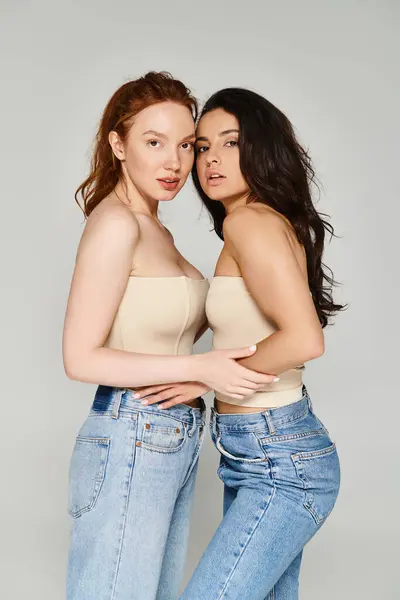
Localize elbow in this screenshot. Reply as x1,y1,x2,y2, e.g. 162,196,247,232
302,334,325,362
63,358,81,381
63,350,87,382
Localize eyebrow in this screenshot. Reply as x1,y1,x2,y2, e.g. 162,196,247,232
195,129,239,142
142,130,196,143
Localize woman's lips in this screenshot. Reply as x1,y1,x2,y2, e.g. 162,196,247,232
157,178,180,191
207,175,226,187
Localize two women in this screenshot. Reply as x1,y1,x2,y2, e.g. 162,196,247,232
64,72,343,599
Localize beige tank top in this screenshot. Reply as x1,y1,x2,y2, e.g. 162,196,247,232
206,276,303,408
105,276,209,355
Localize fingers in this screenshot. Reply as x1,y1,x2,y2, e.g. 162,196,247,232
141,388,178,406
134,384,172,399
225,385,260,399
251,373,280,384
224,393,249,400
237,365,280,385
225,345,257,359
230,380,261,391
221,388,258,400
262,374,280,384
224,375,280,399
158,396,185,410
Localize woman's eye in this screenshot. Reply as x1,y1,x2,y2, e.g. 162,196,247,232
225,140,238,147
148,140,161,148
181,142,194,151
197,146,209,154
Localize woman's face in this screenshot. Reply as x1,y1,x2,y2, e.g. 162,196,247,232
110,101,196,202
195,108,249,204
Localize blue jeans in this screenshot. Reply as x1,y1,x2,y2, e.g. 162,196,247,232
66,385,206,600
181,388,340,600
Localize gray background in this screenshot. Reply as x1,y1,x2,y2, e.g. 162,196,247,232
1,0,399,598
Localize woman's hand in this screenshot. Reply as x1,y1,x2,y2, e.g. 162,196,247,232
134,346,279,408
195,345,279,399
135,382,210,409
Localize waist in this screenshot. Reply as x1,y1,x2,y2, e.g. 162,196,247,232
126,385,203,409
212,386,312,426
215,383,304,411
92,386,206,419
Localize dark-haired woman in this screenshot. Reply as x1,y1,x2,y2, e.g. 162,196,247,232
63,76,277,600
138,88,344,599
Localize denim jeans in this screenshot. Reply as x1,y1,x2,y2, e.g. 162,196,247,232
66,385,206,600
180,387,340,600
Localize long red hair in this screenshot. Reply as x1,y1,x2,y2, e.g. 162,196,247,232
75,71,198,217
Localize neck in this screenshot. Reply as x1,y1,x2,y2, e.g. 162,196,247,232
221,192,251,214
114,179,159,219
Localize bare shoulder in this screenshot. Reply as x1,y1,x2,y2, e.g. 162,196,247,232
82,196,140,246
223,203,291,243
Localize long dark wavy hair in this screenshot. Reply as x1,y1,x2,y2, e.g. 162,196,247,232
192,88,345,328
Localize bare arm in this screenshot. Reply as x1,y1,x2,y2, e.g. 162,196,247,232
223,207,325,375
62,204,275,393
62,206,203,387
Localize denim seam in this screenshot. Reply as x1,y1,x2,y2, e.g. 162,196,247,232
68,438,111,519
258,429,326,445
215,425,269,433
75,435,110,444
87,412,137,421
143,425,183,434
122,408,198,427
272,408,309,428
216,461,226,482
268,585,275,600
291,449,332,526
216,486,277,600
181,427,206,488
110,417,138,600
214,408,309,434
139,437,187,454
112,388,123,419
89,408,199,428
292,442,336,461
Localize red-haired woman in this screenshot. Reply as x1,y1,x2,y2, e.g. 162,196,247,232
63,72,276,600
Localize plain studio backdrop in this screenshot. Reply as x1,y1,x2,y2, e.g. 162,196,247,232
1,1,398,598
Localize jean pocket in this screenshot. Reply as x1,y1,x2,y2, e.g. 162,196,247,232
140,415,188,453
68,436,110,519
291,442,340,525
215,431,268,464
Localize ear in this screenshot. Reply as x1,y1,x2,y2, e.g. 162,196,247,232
109,131,125,161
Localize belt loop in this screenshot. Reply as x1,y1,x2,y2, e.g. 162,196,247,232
263,409,276,435
188,408,196,437
112,388,124,419
210,407,217,437
304,386,313,412
200,398,207,422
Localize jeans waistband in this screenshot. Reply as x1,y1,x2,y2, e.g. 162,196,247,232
210,386,312,435
91,385,206,429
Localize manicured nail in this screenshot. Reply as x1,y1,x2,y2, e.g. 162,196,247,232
141,400,149,405
249,345,257,351
273,377,280,382
133,393,140,399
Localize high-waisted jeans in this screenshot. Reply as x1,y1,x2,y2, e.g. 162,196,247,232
66,385,206,600
180,387,340,600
